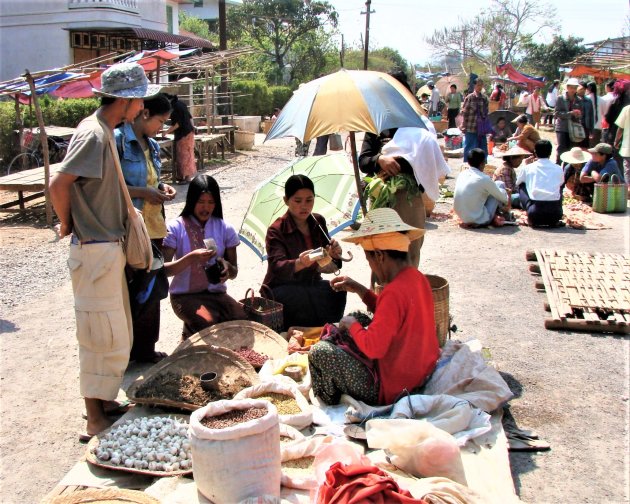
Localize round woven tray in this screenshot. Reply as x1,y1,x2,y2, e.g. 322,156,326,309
85,414,192,477
45,488,158,504
127,346,259,411
173,320,288,360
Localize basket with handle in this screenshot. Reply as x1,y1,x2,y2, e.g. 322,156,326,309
239,285,284,333
425,274,450,348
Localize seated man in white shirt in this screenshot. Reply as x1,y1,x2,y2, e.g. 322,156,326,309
513,139,565,227
454,148,508,226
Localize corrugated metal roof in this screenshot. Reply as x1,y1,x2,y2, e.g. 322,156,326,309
129,27,215,49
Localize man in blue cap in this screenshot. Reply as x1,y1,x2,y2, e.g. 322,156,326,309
50,62,160,441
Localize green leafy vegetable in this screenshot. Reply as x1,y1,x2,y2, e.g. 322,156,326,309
363,174,420,209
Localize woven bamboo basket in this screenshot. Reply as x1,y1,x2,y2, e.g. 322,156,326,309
426,274,450,347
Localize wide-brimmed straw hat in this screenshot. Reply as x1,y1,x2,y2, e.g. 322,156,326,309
565,77,580,87
93,62,161,99
560,147,592,165
342,208,425,244
493,146,531,158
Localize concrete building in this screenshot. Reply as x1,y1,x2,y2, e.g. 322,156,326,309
179,0,241,22
0,0,214,82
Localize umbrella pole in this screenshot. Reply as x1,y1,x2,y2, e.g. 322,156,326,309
349,132,368,216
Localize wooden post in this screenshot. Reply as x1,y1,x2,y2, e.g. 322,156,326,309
14,95,26,170
349,131,367,215
24,71,53,226
155,57,162,85
204,68,210,130
210,66,215,128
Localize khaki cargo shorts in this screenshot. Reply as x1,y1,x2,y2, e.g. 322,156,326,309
68,242,132,400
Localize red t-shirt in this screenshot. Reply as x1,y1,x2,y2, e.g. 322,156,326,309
349,267,440,405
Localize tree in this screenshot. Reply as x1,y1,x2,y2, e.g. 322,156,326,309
521,35,588,82
426,0,557,73
179,11,218,44
227,0,338,85
335,47,409,74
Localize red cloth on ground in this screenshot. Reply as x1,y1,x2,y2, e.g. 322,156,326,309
349,267,440,404
317,462,427,504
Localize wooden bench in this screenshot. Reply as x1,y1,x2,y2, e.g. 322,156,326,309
0,163,60,213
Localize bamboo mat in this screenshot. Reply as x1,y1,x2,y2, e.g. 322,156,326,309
527,249,630,334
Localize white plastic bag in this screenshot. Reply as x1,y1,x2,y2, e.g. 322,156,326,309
259,353,312,398
366,418,467,485
189,399,281,503
423,340,513,412
235,381,313,429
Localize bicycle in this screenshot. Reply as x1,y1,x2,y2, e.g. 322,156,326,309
7,129,68,175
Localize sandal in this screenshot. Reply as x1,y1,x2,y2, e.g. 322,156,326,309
132,351,168,364
81,400,133,420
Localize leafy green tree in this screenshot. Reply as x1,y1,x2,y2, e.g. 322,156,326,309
227,0,338,85
178,10,218,44
521,35,588,82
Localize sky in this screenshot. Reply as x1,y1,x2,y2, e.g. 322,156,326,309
331,0,629,66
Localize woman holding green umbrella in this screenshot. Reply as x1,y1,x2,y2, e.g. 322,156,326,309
262,175,347,330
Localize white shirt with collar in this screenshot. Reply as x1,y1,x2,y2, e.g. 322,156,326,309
515,158,564,201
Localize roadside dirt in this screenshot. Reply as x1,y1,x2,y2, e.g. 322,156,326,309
0,135,628,503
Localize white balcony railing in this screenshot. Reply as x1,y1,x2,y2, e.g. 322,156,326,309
68,0,139,13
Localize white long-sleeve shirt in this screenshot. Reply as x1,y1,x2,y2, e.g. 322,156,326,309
515,158,564,201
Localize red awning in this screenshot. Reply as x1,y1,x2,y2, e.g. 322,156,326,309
496,63,545,92
137,49,180,72
50,71,103,99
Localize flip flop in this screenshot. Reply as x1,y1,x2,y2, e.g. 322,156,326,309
133,351,168,364
508,436,551,452
78,432,95,444
81,400,133,420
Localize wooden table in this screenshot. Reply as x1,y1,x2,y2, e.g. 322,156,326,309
15,125,76,140
194,134,227,170
0,163,60,213
195,125,237,153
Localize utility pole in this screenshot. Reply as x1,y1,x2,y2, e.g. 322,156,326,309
361,0,374,70
340,34,345,68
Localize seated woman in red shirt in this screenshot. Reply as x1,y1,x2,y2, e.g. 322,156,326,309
309,208,440,406
263,174,347,330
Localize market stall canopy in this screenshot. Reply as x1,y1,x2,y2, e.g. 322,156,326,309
567,65,629,80
562,37,630,81
496,63,545,91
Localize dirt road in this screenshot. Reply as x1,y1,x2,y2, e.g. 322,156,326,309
0,135,628,503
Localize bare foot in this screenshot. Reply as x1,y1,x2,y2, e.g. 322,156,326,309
85,415,114,438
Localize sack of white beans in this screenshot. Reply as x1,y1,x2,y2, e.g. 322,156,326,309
189,399,281,503
235,381,313,430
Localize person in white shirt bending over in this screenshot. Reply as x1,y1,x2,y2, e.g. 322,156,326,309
513,140,565,228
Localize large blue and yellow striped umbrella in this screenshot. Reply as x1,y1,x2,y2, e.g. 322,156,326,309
239,154,360,261
266,69,426,143
265,69,426,213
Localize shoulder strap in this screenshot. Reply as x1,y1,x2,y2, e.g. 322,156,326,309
101,119,136,218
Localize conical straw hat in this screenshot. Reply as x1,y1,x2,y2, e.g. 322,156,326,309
342,208,425,244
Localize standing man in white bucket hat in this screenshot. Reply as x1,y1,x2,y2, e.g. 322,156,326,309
50,62,160,441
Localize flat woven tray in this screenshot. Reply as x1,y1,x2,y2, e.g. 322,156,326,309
527,249,630,334
86,414,191,478
173,320,288,360
44,488,159,504
127,346,259,411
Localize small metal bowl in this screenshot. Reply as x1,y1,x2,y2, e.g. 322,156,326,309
199,371,220,392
